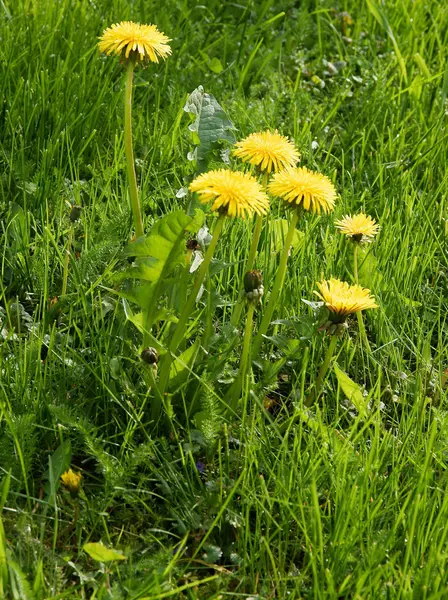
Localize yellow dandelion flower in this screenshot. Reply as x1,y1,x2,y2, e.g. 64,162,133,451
98,21,171,63
335,213,379,242
315,278,378,321
233,130,300,173
189,169,269,219
61,469,82,494
268,166,337,214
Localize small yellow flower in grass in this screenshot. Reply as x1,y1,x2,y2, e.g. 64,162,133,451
268,166,337,214
61,469,82,494
335,213,379,242
189,169,269,219
315,278,378,322
98,21,171,63
233,130,300,173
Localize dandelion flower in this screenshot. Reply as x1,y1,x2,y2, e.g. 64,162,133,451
98,21,171,63
233,130,300,173
335,213,379,242
268,166,337,214
315,278,378,321
190,169,269,219
61,469,82,494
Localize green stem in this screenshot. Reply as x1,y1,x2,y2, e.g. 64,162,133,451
251,209,299,356
228,301,255,412
353,242,371,351
353,242,359,284
170,214,225,353
230,172,269,328
305,333,339,406
61,225,74,296
124,61,144,239
157,215,226,393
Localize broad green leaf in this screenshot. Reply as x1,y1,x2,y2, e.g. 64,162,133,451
169,339,201,389
357,246,382,288
83,542,126,562
121,210,204,327
125,311,165,354
123,210,204,282
184,86,236,172
334,364,368,418
208,57,223,74
46,440,72,479
43,440,72,498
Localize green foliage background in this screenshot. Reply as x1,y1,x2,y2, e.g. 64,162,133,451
0,0,447,598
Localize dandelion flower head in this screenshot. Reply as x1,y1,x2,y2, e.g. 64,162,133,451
189,169,269,219
61,469,82,493
233,130,300,173
268,166,337,214
98,21,171,63
315,278,378,321
335,213,379,242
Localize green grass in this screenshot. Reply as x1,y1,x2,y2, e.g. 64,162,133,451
1,0,448,597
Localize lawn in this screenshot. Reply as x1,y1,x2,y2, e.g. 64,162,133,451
0,0,447,598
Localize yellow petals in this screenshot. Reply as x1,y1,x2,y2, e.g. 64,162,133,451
98,21,171,63
315,278,378,318
233,130,300,173
268,167,337,214
61,469,82,494
189,169,269,219
335,213,379,242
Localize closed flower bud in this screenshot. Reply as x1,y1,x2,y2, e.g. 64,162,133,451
70,205,82,222
141,347,159,365
244,270,264,304
244,270,263,294
186,239,200,251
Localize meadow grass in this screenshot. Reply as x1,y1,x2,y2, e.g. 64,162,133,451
0,0,447,597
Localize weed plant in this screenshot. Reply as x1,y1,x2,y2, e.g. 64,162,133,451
0,0,447,598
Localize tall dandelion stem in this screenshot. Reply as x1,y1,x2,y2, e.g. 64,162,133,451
353,243,371,350
229,302,255,412
306,333,339,406
353,242,359,283
157,215,225,395
124,60,144,238
231,172,268,327
252,209,299,355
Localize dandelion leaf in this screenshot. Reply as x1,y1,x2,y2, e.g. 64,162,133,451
120,210,204,319
184,86,236,172
334,364,368,418
83,542,126,562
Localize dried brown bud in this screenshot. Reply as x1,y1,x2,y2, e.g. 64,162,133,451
141,347,159,365
186,239,200,251
244,270,263,294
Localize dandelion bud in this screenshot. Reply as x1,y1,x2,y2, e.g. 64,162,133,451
244,270,264,304
61,469,82,495
186,239,200,251
69,205,82,222
244,270,263,293
141,347,159,365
